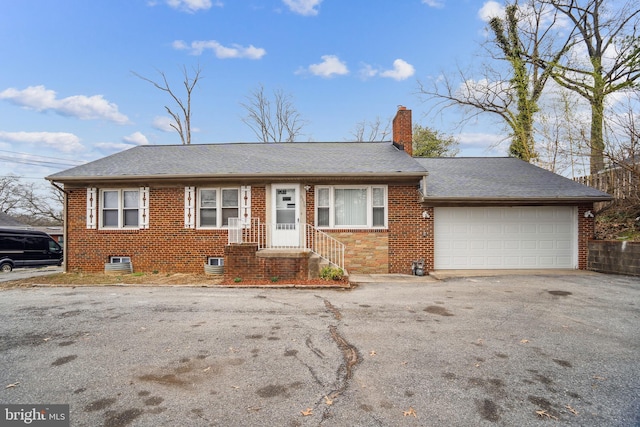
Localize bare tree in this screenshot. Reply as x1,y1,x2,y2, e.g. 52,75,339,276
535,89,591,176
0,175,21,214
542,0,640,174
603,91,640,205
18,183,64,224
349,117,392,142
418,1,571,161
133,65,202,144
240,84,306,143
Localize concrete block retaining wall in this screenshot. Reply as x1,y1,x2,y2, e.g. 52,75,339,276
588,240,640,276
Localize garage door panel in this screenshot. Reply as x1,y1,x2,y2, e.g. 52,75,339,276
434,207,577,269
504,241,520,250
505,224,520,233
538,224,553,233
487,224,502,234
538,240,554,250
487,240,502,250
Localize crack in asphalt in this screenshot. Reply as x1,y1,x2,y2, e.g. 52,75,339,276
322,298,342,320
314,297,362,425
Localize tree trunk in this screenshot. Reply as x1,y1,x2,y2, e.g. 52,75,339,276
589,70,606,174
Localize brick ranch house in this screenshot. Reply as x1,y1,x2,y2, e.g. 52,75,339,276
46,106,611,281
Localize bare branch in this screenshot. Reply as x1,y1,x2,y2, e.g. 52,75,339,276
240,85,306,142
132,65,202,144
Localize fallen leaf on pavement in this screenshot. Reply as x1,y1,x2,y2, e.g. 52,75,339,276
43,337,51,342
520,339,529,344
301,408,313,416
403,407,417,417
324,396,333,406
369,350,376,356
5,382,19,389
203,366,211,372
536,409,557,420
565,404,578,415
593,375,606,380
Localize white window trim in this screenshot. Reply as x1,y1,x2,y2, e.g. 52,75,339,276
315,185,388,229
196,187,241,229
98,188,143,230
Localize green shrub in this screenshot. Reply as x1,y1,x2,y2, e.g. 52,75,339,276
234,277,242,283
319,266,344,281
270,276,279,283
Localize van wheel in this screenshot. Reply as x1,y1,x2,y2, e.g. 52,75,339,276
0,262,13,273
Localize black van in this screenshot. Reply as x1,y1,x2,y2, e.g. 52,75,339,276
0,228,63,272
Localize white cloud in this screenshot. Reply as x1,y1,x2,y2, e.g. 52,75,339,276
283,0,322,16
422,0,444,8
358,64,378,80
380,59,415,81
165,0,215,13
152,116,175,132
173,39,266,59
456,132,508,155
359,59,415,81
0,131,84,153
122,132,149,145
478,1,504,22
94,141,138,152
302,55,349,78
0,85,130,124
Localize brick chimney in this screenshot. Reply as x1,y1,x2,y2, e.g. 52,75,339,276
392,105,412,156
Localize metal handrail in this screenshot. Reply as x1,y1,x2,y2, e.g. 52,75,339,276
228,218,344,270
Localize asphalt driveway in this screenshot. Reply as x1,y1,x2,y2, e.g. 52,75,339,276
1,272,638,426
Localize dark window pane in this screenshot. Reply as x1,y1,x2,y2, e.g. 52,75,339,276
200,208,217,226
103,210,118,227
222,208,238,226
124,209,138,227
318,207,329,227
373,207,385,227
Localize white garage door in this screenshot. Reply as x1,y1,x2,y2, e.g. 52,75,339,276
434,207,577,269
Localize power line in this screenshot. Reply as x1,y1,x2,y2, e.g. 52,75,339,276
0,150,85,169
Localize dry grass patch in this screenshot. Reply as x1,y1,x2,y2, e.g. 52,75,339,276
1,272,223,289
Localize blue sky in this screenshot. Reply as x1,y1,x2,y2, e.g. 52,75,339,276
0,0,509,184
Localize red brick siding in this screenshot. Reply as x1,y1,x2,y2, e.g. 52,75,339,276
577,204,594,270
223,244,309,282
68,187,227,273
387,185,430,274
392,107,413,156
251,186,266,222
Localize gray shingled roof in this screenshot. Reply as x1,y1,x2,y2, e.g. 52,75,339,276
415,157,612,201
47,142,426,181
47,142,611,202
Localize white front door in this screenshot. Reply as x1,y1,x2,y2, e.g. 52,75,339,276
271,184,300,247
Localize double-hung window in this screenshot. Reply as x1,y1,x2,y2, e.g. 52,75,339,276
198,188,239,228
316,186,387,228
100,189,139,229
